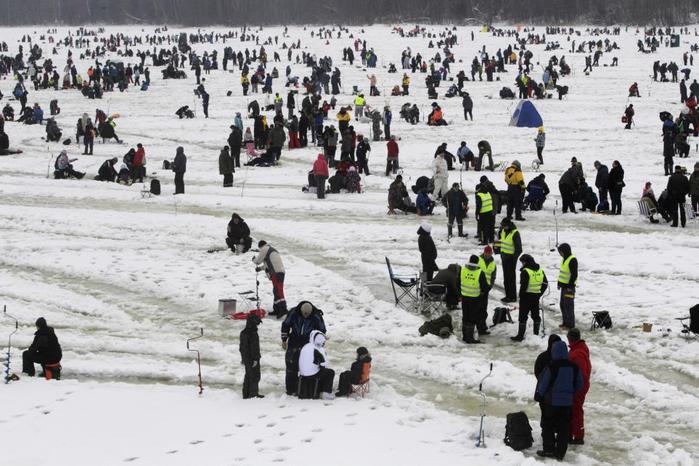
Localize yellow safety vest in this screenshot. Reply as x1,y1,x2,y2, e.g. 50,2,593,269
274,96,282,103
354,96,365,106
478,256,496,286
460,266,482,298
497,229,517,255
525,267,545,294
477,192,493,214
559,255,576,286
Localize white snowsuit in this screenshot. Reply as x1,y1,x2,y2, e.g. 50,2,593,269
432,155,449,200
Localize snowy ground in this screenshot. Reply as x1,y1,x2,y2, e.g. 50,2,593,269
1,24,698,466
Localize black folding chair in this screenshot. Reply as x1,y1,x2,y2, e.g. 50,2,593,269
678,304,699,337
385,257,419,311
416,274,446,316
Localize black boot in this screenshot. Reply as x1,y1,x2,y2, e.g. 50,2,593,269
511,323,526,341
533,320,541,336
463,324,482,344
447,224,453,238
457,224,467,237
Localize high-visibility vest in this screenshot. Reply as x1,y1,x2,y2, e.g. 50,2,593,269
559,255,577,286
497,229,517,255
478,256,496,286
274,96,282,103
354,96,365,106
524,267,545,294
460,266,482,297
477,192,493,213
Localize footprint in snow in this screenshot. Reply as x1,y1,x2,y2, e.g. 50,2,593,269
42,410,51,415
302,438,312,443
257,414,267,419
189,440,204,445
266,423,276,428
165,450,178,455
345,422,356,426
281,415,294,420
253,439,262,444
272,458,285,463
222,433,233,438
235,423,246,428
276,446,291,452
346,412,358,417
123,457,139,462
311,428,322,433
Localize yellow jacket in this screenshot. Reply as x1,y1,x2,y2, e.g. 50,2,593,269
505,166,524,187
337,111,351,122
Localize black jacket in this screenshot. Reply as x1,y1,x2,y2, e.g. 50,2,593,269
227,217,250,241
595,164,609,189
418,227,438,272
239,320,260,365
349,355,372,383
227,127,242,149
446,187,468,218
667,172,690,201
28,325,62,363
608,165,624,192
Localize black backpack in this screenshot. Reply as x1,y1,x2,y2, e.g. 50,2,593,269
150,179,161,195
504,411,533,451
491,307,513,327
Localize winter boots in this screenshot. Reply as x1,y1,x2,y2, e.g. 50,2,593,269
533,320,541,336
457,224,467,237
463,324,482,344
511,323,526,342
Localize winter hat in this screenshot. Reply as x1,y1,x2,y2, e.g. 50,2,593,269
479,175,489,183
571,156,578,164
519,254,534,266
567,327,581,342
594,160,601,167
356,346,369,356
675,165,683,171
258,240,267,248
246,313,262,326
469,254,479,265
300,302,313,317
35,317,47,328
483,245,493,255
420,222,432,233
512,160,521,169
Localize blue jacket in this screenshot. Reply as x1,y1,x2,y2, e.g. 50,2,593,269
536,341,583,407
416,191,433,214
281,301,326,349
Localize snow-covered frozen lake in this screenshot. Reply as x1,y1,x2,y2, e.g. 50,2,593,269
0,24,698,465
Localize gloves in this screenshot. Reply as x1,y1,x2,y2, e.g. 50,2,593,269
281,341,288,350
255,266,262,273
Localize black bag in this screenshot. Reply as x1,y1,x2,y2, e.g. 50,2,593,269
162,160,171,170
689,304,699,333
592,311,612,329
150,179,161,195
491,307,513,327
504,411,533,451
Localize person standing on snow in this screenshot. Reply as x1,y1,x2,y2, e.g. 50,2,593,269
511,254,547,342
535,340,583,460
462,91,473,120
475,182,495,245
432,152,449,201
567,328,591,446
298,330,335,399
667,165,690,227
228,125,243,170
312,153,329,199
623,104,634,129
477,245,497,336
535,127,546,165
445,182,468,239
505,160,526,221
253,240,287,318
557,243,578,331
460,255,489,344
495,217,522,303
219,146,234,187
239,313,263,399
386,135,399,176
172,146,187,194
417,222,438,282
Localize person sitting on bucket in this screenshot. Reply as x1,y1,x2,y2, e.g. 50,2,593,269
298,330,335,400
22,318,62,378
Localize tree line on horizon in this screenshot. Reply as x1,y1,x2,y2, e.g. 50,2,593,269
0,0,694,26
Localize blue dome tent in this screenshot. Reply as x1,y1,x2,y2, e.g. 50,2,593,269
509,100,543,127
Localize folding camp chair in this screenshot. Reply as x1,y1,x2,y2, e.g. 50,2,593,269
678,304,699,337
590,311,612,331
416,273,446,316
385,257,419,311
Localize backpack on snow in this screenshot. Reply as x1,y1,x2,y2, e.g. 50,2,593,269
504,411,533,451
491,307,513,327
150,178,161,195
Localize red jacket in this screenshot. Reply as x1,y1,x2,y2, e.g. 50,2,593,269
568,340,591,393
386,140,399,159
313,155,329,177
133,147,145,167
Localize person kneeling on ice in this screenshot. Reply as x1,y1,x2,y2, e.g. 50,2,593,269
239,313,263,399
298,330,335,400
22,317,62,378
253,240,287,318
535,340,583,460
226,213,252,253
335,347,372,397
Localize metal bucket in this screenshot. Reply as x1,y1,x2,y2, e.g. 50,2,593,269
219,299,236,317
